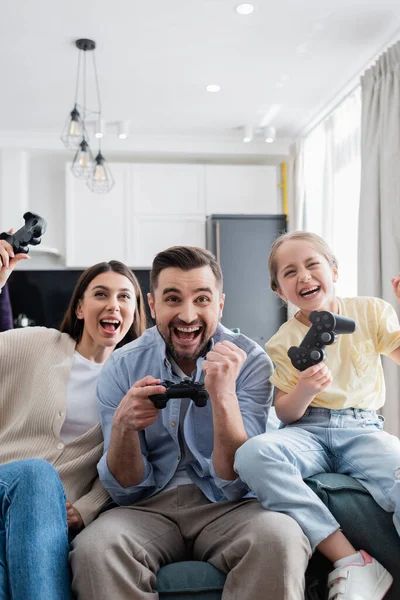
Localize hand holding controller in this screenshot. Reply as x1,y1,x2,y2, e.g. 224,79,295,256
148,380,208,409
0,212,47,254
288,310,356,371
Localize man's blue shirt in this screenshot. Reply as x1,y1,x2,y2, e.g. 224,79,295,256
97,324,273,505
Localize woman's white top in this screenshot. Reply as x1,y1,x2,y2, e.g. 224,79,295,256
60,351,103,443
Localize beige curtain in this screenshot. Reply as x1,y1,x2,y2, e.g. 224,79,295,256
358,42,400,436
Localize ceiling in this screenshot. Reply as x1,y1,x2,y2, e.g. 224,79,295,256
1,0,400,150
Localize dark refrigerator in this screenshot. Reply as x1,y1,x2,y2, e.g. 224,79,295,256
206,214,287,347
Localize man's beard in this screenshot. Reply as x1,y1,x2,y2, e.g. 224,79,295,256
157,323,216,363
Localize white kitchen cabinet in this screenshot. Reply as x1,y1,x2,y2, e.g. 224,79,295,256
65,162,280,267
131,164,205,215
65,164,129,267
128,215,206,268
125,163,205,266
205,165,279,215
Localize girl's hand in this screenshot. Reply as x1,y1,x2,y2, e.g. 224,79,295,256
391,274,400,303
66,501,84,531
297,362,332,396
0,231,29,290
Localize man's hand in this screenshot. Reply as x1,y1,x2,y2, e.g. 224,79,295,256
202,341,247,402
296,362,332,396
66,502,84,531
391,274,400,303
113,376,163,432
0,233,29,289
107,376,163,487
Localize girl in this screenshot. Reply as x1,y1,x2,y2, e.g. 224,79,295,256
235,231,400,600
0,237,147,599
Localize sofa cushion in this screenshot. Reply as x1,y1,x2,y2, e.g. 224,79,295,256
306,473,400,600
156,561,226,599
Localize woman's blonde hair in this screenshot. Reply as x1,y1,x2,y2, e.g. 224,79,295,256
268,231,338,291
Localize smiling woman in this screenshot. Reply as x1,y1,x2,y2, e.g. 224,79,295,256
60,261,146,356
0,241,147,599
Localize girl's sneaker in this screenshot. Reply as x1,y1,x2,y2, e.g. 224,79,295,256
327,550,393,600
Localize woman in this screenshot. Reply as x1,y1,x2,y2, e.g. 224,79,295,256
0,238,147,599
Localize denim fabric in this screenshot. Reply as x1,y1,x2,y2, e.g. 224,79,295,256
97,324,273,505
234,407,400,550
0,459,71,600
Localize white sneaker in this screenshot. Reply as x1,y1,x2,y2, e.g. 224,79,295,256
327,550,393,600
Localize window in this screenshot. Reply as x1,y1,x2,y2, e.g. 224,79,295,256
300,87,361,297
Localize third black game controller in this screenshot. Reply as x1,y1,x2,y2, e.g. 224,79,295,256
0,212,47,254
288,310,356,371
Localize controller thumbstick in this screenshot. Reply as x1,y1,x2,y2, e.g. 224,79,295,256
310,350,322,361
320,332,333,343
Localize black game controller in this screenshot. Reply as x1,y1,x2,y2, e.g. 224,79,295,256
288,310,356,371
0,212,47,254
149,380,208,409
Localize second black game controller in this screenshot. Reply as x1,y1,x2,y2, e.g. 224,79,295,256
0,212,47,254
288,310,356,371
149,380,208,409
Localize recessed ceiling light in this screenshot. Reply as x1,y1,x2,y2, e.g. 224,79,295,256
206,84,220,93
236,4,255,15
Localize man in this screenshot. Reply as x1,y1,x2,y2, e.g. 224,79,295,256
70,246,310,599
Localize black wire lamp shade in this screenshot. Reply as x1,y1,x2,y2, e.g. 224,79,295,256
71,138,95,181
87,152,115,193
60,105,83,149
62,38,114,193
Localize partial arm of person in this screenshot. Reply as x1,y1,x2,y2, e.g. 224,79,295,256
68,476,111,528
97,358,167,504
0,234,29,291
203,341,248,481
369,287,400,365
389,346,400,365
274,361,332,424
388,275,400,364
203,340,272,498
391,273,400,303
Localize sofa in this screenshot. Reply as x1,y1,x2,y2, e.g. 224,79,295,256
155,472,400,599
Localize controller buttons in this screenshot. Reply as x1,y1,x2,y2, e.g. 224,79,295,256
323,314,330,320
310,350,321,361
317,325,323,331
315,316,321,322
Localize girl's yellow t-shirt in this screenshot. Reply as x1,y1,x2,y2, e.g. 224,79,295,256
266,296,400,410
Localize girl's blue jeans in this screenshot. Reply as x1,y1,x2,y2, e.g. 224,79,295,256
235,408,400,550
0,458,71,599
